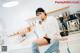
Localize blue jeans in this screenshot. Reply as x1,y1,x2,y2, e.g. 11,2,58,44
45,40,59,53
32,42,40,53
32,39,59,53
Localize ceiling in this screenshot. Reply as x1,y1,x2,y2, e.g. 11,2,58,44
0,0,70,19
0,0,79,19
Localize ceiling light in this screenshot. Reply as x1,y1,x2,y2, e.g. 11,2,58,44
2,1,19,8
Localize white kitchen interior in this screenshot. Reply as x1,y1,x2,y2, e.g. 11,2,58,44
0,0,80,53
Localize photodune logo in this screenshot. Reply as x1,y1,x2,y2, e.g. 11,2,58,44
55,1,80,4
49,0,80,4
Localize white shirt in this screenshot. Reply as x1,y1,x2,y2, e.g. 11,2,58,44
34,16,60,42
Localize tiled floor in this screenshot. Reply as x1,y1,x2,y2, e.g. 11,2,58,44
59,32,80,53
0,32,80,53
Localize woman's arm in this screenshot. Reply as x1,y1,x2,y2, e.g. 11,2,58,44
10,26,32,36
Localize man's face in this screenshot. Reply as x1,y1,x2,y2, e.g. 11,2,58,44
36,12,46,19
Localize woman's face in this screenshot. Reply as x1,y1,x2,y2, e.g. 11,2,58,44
36,12,46,20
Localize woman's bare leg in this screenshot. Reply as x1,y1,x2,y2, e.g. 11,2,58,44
33,38,48,46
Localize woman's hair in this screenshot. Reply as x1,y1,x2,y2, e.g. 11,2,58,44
36,8,47,15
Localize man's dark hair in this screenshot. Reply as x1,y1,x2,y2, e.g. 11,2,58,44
36,8,46,15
